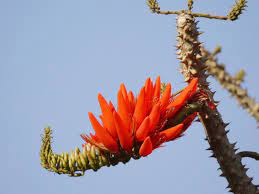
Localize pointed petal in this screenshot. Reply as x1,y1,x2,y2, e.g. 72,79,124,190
188,78,198,98
182,112,197,133
98,94,117,140
153,76,161,103
120,84,131,111
89,112,105,136
80,134,89,143
160,124,184,141
133,87,146,127
99,115,104,123
90,132,100,143
88,112,118,152
136,116,150,141
128,90,135,113
148,103,161,131
113,111,132,151
160,83,171,110
109,101,115,112
117,90,131,130
139,136,153,157
144,77,151,91
144,77,153,112
166,78,198,110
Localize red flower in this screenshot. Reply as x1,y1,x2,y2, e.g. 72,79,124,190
81,77,198,157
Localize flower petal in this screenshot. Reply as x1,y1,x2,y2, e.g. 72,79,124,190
166,78,198,110
88,112,118,152
148,103,161,131
160,123,184,141
128,90,135,113
120,84,131,111
109,101,115,112
136,116,150,141
117,90,131,130
160,83,171,110
113,111,132,151
98,94,117,140
144,77,153,112
133,87,146,127
153,76,161,103
181,112,197,133
139,136,153,157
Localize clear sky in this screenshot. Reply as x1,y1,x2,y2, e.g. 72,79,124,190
3,1,258,194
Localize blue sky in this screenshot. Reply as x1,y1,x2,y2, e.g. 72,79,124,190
3,0,258,194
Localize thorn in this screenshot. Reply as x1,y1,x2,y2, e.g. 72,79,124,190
220,172,225,177
210,153,216,158
231,142,237,148
248,177,253,183
226,184,231,189
223,122,230,128
198,42,203,46
206,147,212,151
194,118,200,122
211,91,216,96
217,167,221,171
204,137,208,141
225,129,230,135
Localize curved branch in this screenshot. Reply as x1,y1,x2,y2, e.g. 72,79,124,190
201,47,259,122
238,151,259,161
40,127,114,177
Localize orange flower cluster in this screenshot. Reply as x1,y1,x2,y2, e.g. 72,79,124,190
81,77,198,157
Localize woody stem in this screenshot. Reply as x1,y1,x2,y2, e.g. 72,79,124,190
176,12,257,194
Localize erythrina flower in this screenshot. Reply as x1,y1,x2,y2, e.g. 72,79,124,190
81,77,198,157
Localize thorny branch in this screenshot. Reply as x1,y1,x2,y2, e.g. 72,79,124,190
176,12,257,194
201,47,259,122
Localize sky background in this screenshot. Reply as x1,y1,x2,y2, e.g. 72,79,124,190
2,0,259,194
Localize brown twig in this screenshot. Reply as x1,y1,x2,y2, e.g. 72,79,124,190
152,10,228,20
201,47,259,122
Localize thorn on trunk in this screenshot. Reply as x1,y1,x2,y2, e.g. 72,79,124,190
224,129,230,135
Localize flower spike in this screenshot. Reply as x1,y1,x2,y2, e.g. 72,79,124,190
40,76,199,176
84,76,198,157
